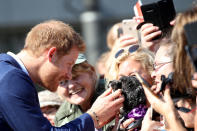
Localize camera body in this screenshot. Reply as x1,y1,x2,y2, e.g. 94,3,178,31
108,76,147,130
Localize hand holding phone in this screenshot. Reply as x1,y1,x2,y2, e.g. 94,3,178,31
141,0,176,31
134,0,176,40
151,106,160,121
141,108,164,130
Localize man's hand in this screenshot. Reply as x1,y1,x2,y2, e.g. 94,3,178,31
87,87,124,129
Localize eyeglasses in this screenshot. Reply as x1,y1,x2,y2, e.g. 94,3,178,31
115,44,139,58
153,61,173,71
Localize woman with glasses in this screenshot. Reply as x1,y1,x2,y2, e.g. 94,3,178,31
142,38,196,131
106,44,154,84
171,6,197,130
105,44,154,130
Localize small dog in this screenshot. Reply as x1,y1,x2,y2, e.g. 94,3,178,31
108,76,147,130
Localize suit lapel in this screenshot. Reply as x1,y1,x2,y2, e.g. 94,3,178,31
0,53,22,70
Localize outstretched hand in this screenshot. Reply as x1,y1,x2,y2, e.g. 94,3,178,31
87,87,124,129
135,72,186,131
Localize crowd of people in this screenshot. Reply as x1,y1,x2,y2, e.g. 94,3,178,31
0,1,197,131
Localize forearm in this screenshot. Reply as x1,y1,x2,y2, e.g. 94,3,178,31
165,111,186,131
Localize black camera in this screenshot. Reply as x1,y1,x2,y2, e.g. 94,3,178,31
108,76,147,130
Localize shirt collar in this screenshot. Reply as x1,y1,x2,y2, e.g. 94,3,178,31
7,52,29,76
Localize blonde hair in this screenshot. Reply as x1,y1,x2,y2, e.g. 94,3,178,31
72,61,97,87
171,6,197,95
24,20,85,57
106,23,122,50
96,51,110,75
106,46,154,81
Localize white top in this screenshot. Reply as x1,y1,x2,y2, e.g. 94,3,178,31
7,51,29,76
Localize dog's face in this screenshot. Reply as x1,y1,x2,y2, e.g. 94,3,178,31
108,76,146,114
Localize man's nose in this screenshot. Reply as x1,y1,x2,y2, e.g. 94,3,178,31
65,70,72,80
67,80,76,89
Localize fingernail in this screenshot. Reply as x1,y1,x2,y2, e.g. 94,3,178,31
155,27,159,30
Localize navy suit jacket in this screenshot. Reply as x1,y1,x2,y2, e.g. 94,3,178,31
0,53,94,131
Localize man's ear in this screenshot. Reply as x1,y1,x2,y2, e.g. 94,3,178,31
47,47,57,62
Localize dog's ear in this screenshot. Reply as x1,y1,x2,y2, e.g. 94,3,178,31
119,76,127,82
108,80,122,91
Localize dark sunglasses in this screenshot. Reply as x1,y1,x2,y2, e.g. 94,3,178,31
115,44,139,59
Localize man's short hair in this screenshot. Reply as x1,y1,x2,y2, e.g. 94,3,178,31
24,20,85,56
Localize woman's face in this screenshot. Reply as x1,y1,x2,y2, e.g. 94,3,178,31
151,46,173,94
57,71,95,107
118,57,153,85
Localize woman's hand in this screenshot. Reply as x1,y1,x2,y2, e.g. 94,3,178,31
140,23,162,52
120,118,135,131
141,108,163,131
112,35,138,51
135,72,186,131
109,35,138,61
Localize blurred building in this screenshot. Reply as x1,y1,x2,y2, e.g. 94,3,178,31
0,0,195,65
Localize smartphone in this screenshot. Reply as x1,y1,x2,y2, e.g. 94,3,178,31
158,0,176,25
141,3,162,28
150,106,160,121
127,118,143,130
122,19,139,38
141,0,176,34
184,21,197,71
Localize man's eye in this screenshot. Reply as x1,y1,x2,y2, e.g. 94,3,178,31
59,81,65,86
59,80,68,86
